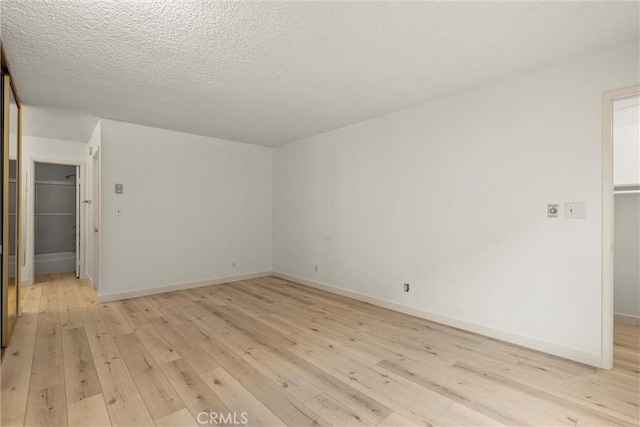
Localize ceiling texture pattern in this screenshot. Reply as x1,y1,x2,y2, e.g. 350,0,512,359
1,1,638,146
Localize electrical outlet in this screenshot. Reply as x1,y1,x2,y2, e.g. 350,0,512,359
115,207,123,216
404,283,410,292
547,204,559,218
314,265,318,273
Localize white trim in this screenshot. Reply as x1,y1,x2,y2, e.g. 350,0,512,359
91,146,100,292
601,85,640,371
21,280,33,286
273,272,603,368
614,313,640,326
87,275,96,290
97,271,273,303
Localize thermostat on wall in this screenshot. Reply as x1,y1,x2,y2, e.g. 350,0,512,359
115,183,123,194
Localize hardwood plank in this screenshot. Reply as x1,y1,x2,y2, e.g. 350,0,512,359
11,308,40,338
197,319,322,401
7,275,640,427
30,322,64,391
134,324,181,364
247,380,329,427
37,289,61,326
61,326,102,404
443,402,507,426
201,367,286,426
292,344,457,426
75,283,97,307
113,299,139,315
21,283,43,314
292,342,453,413
305,393,373,426
99,302,133,336
178,321,267,387
158,304,192,325
159,358,231,422
121,311,153,331
130,296,164,318
67,393,112,427
24,383,67,427
155,408,199,427
451,360,637,426
0,356,33,426
93,356,155,426
113,333,186,420
80,303,121,360
258,346,393,424
377,356,571,425
194,299,298,350
2,332,36,361
376,412,416,426
59,280,83,330
234,342,323,402
149,316,220,374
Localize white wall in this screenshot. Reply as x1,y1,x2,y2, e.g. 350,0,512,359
273,41,639,366
21,135,88,283
97,120,272,300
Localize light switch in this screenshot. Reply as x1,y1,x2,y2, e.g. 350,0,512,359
565,202,586,219
115,207,123,216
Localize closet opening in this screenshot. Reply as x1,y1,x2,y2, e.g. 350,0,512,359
602,85,640,369
612,96,640,327
32,162,80,280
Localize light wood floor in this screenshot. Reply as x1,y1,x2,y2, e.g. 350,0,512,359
1,274,638,426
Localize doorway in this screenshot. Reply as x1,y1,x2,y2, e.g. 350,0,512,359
612,97,639,326
602,85,640,370
32,162,79,279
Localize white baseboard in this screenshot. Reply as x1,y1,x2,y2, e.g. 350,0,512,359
614,313,640,325
87,275,97,291
21,280,33,286
273,272,603,368
97,271,273,303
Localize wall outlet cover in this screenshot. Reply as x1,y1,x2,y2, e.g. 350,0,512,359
548,204,559,218
565,202,586,219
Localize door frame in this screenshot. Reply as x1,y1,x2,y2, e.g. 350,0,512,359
1,72,23,347
29,159,86,284
90,146,100,291
601,84,640,370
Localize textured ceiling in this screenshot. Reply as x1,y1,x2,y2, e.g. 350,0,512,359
1,1,638,147
23,106,99,143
